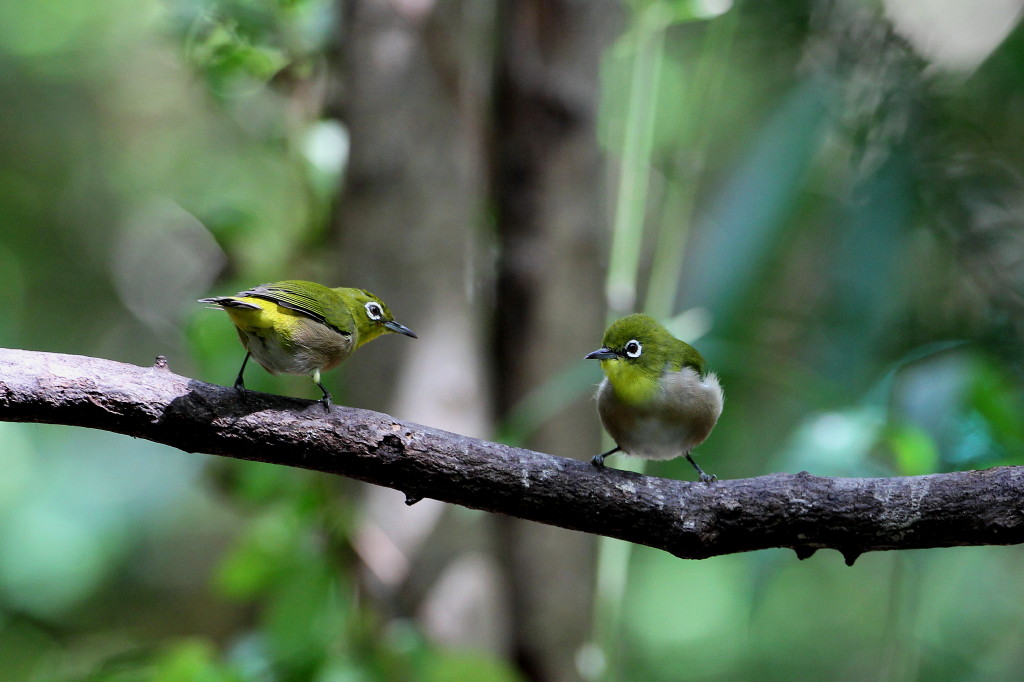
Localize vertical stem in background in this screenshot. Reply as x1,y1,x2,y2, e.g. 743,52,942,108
878,554,924,681
592,10,736,680
604,11,665,317
645,10,737,321
592,9,665,680
644,180,698,320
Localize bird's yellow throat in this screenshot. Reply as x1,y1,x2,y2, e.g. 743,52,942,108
601,359,660,406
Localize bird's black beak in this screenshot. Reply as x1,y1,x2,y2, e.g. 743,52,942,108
385,320,418,338
585,347,618,360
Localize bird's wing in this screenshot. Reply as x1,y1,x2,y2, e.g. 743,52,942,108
667,339,708,377
240,281,353,336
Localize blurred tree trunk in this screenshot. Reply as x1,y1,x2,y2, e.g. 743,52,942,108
491,2,620,681
328,0,494,419
329,1,619,680
327,0,506,658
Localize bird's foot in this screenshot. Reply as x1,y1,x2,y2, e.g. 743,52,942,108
686,452,716,484
314,376,333,414
591,446,620,468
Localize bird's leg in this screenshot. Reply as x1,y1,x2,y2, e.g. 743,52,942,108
233,351,251,392
312,369,332,412
685,452,717,483
591,446,621,468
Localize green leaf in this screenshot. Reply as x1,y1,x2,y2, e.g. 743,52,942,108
968,357,1024,459
264,563,347,673
152,639,243,682
887,423,939,476
417,651,523,682
213,508,302,599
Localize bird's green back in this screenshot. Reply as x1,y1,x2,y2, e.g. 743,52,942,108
667,337,708,376
240,280,356,336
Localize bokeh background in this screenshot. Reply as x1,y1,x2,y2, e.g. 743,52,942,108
3,0,1024,680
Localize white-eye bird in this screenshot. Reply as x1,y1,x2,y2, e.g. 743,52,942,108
199,280,416,410
585,314,723,482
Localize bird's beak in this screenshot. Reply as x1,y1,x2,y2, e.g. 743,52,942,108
585,347,618,360
385,320,418,338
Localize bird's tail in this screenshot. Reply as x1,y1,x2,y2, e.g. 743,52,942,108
197,296,261,310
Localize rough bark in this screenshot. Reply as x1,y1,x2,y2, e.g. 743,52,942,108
2,348,1024,569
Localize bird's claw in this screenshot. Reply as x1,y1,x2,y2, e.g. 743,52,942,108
591,454,606,468
699,472,718,484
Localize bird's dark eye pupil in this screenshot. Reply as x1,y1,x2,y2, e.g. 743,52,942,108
625,341,641,357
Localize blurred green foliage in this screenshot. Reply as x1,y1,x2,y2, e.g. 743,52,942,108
3,0,1024,681
0,0,519,680
587,1,1024,680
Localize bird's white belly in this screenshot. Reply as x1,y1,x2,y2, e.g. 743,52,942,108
241,331,321,375
614,415,693,460
596,368,723,461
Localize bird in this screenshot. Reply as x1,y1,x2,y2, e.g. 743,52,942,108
585,313,723,482
199,280,416,410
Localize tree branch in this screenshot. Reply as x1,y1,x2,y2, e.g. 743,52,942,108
1,348,1022,564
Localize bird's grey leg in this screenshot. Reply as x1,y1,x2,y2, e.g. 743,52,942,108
312,369,332,412
685,452,717,483
234,351,251,392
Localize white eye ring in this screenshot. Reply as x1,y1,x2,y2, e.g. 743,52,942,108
364,302,383,321
624,339,642,358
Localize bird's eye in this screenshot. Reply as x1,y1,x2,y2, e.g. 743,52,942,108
364,302,383,321
624,340,642,358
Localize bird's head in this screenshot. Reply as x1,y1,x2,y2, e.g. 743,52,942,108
586,314,709,404
336,288,417,348
585,314,674,374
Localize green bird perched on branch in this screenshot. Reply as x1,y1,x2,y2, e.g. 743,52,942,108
199,280,416,411
585,314,723,482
